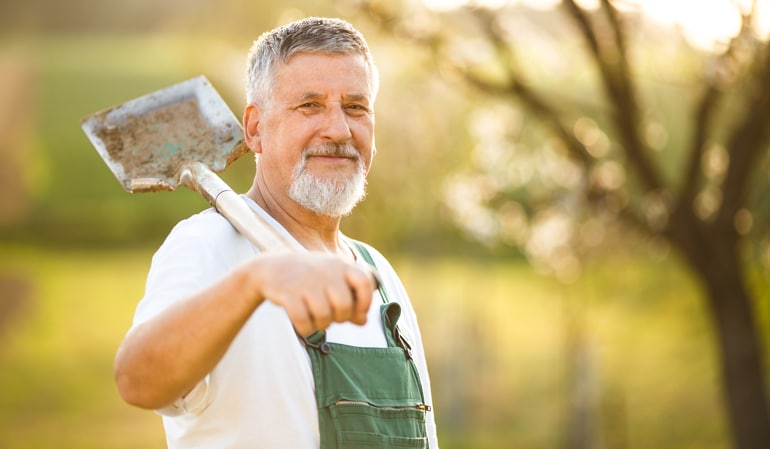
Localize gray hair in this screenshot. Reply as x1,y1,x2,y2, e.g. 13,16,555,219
246,17,380,107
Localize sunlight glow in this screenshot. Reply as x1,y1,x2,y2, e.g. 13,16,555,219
421,0,770,51
637,0,742,50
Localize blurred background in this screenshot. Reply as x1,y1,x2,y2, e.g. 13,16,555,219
0,0,769,448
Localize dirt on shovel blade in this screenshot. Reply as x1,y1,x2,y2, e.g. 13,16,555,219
93,97,241,191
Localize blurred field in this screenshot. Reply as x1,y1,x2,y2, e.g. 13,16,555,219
0,244,165,449
0,243,757,449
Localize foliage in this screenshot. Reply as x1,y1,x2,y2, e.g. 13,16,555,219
345,1,770,447
344,0,770,278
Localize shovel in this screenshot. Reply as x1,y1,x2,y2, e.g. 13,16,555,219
81,75,293,252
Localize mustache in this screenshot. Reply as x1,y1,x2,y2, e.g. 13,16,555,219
302,143,360,159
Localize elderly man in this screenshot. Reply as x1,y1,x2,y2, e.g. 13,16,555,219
114,17,439,449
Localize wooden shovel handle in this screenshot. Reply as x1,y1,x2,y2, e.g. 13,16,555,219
179,160,295,252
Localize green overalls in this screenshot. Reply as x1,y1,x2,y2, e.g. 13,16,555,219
303,241,431,449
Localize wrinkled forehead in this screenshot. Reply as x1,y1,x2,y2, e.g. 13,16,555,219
272,52,374,98
276,51,376,94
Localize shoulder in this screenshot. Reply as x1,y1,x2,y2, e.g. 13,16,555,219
166,208,239,244
156,208,256,263
348,239,406,301
348,239,395,273
135,209,256,325
152,206,259,275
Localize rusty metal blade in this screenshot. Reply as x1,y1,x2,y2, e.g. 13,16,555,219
81,76,294,252
80,75,248,193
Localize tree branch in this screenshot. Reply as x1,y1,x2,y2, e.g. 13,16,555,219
600,0,632,87
681,85,721,202
561,0,665,193
452,59,592,163
455,8,594,167
679,6,765,211
715,39,770,232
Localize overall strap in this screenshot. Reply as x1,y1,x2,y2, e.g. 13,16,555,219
349,239,391,304
348,239,415,359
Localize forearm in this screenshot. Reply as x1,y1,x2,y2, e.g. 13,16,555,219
114,264,262,410
114,251,376,409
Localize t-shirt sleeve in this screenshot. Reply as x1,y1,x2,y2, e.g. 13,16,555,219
134,210,254,326
155,373,212,417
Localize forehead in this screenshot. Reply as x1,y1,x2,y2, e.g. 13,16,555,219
272,52,373,99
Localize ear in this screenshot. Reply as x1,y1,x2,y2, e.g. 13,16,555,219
243,104,263,154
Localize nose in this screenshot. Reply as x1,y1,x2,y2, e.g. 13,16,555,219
320,104,352,142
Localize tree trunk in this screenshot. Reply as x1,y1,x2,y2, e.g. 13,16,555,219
678,230,770,449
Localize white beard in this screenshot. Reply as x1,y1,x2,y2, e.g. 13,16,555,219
288,143,368,217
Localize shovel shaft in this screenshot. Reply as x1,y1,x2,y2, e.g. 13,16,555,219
179,161,294,252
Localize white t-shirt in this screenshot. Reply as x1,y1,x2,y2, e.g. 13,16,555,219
132,197,438,449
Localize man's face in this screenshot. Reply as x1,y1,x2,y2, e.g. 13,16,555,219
248,52,375,216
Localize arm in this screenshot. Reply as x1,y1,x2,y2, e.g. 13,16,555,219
114,251,376,410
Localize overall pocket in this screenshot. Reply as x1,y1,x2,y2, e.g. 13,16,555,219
330,400,428,449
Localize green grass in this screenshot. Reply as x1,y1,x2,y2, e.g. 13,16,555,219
395,254,731,449
0,244,165,449
0,244,754,449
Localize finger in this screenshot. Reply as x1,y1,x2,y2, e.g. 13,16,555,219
326,280,355,324
283,299,316,337
304,291,333,332
345,267,375,325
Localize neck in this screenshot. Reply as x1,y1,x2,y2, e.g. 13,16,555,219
246,178,352,259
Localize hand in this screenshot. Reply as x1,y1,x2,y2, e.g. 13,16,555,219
246,252,377,336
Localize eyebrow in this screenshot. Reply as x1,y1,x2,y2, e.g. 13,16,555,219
299,92,325,102
342,93,370,104
297,92,370,103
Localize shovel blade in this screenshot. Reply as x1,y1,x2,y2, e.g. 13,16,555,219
81,75,248,193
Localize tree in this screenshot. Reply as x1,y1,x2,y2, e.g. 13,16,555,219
349,0,770,448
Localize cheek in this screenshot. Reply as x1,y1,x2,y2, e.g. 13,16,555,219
353,120,375,151
361,149,374,175
362,134,376,167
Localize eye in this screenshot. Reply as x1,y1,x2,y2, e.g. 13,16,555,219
298,102,321,109
345,103,369,115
